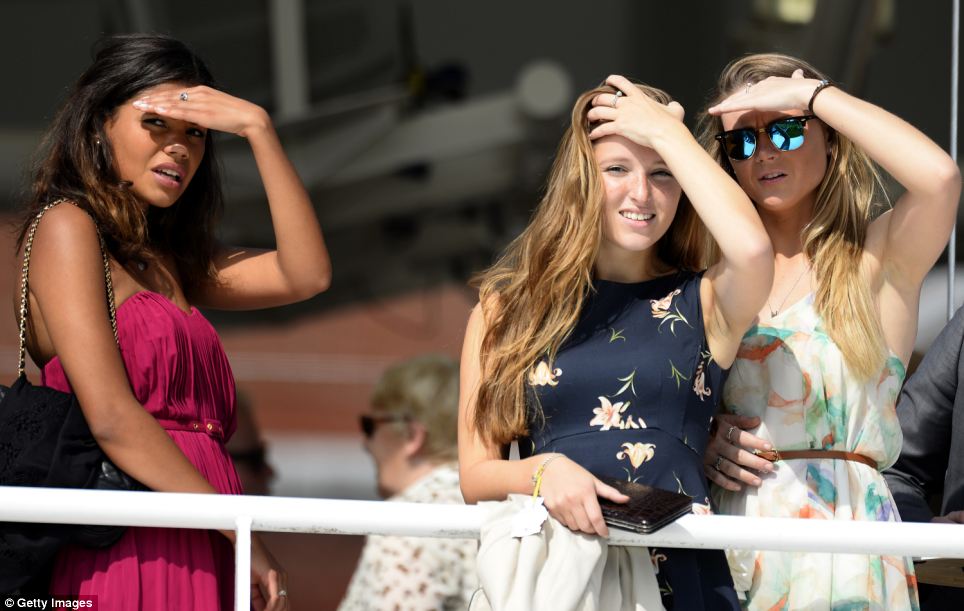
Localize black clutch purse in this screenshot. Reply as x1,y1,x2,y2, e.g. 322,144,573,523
596,476,693,534
0,201,144,594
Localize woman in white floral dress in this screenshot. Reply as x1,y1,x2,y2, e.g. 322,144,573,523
698,53,960,609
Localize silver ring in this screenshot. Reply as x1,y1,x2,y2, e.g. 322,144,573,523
612,90,623,108
713,455,725,472
278,589,288,597
725,425,738,443
179,92,189,102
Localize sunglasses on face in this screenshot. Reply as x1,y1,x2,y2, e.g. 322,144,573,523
359,413,409,438
714,115,817,161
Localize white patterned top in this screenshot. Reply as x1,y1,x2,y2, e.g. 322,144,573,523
337,463,478,611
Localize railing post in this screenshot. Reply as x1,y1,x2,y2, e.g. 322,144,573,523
235,515,253,611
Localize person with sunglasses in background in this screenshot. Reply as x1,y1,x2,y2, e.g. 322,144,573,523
694,53,960,610
338,354,478,611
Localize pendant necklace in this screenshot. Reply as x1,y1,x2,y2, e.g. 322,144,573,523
768,263,811,317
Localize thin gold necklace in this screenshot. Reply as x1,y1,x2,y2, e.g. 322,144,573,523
768,264,811,317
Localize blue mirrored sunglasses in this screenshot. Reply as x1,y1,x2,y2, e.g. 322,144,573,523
715,115,817,161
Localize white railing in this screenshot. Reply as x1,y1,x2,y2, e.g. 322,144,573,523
3,487,964,610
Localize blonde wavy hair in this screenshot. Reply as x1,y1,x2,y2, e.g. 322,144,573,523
472,82,712,447
695,53,887,381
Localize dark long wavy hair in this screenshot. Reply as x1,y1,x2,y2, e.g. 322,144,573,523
17,33,224,295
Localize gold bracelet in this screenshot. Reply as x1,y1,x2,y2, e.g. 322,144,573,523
531,454,562,498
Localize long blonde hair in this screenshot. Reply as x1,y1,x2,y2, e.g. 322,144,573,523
472,82,712,447
695,53,886,381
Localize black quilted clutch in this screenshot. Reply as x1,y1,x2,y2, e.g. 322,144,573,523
596,476,693,534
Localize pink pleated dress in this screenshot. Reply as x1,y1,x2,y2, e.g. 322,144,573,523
43,291,241,610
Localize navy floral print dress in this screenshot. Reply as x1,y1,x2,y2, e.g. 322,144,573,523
520,271,740,610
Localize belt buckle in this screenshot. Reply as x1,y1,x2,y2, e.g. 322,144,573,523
754,448,781,462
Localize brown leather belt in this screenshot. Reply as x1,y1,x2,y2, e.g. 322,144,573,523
754,449,877,469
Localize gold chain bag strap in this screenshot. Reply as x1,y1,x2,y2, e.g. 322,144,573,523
0,198,144,595
17,198,120,374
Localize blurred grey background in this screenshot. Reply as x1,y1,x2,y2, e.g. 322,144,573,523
1,0,959,320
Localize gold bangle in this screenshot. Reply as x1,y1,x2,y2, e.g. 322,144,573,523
531,454,562,498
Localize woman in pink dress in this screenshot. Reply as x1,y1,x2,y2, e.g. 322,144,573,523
16,34,330,610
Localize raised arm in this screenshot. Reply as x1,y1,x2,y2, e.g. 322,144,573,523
133,86,331,310
588,75,773,367
457,303,627,537
806,83,959,289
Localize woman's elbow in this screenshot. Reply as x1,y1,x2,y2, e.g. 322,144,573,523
922,156,962,203
459,466,482,504
460,484,484,505
747,235,774,265
307,269,332,296
937,159,962,202
293,267,332,300
84,401,132,446
735,234,774,277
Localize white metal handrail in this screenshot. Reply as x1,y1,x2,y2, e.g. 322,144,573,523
3,487,964,610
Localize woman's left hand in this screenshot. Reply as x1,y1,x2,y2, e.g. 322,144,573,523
249,533,290,611
708,69,821,116
586,74,686,148
132,85,270,139
703,413,774,491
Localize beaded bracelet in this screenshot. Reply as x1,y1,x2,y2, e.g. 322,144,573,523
531,454,562,498
808,79,835,114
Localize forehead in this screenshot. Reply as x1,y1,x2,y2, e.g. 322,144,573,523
719,109,809,131
109,81,201,128
133,81,190,100
593,135,664,164
111,82,190,117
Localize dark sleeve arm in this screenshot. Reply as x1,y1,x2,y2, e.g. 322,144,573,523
884,307,964,522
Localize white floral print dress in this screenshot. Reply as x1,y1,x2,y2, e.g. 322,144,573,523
715,294,919,610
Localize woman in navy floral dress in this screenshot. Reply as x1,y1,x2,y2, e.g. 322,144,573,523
458,75,773,609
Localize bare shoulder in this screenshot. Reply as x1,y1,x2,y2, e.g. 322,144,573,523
27,203,107,294
29,203,101,255
465,301,487,342
469,292,505,333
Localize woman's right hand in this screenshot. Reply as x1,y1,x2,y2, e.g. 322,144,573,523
586,74,687,149
703,413,774,491
538,455,629,537
707,69,817,116
249,533,289,610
